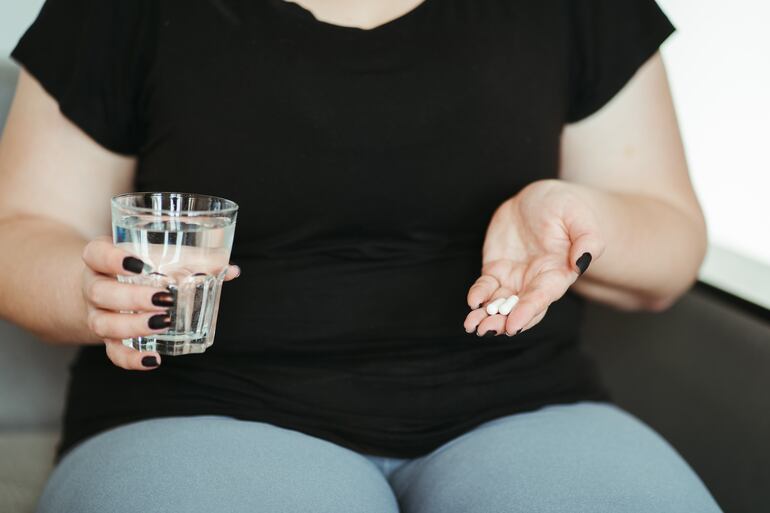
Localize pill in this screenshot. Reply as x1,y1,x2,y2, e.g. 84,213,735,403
486,297,507,315
498,295,520,315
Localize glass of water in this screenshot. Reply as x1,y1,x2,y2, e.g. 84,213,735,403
111,192,238,356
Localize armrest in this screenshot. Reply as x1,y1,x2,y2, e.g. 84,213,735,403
581,284,770,513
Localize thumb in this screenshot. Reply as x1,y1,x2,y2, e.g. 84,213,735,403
570,234,603,276
566,213,605,277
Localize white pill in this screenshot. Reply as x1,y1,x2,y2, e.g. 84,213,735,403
498,295,520,315
486,297,507,315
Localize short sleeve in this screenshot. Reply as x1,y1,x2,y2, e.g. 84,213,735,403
566,0,675,123
10,0,156,154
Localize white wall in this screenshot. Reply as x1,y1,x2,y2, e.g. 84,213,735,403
658,0,770,265
0,0,44,57
1,0,769,304
656,0,770,307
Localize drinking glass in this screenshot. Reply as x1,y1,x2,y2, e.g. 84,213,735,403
111,192,238,355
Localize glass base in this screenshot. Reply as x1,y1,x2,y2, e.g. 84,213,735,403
123,335,209,356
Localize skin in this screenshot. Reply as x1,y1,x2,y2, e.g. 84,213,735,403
0,0,705,368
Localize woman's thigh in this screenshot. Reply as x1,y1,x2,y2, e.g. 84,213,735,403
388,402,722,513
37,416,398,513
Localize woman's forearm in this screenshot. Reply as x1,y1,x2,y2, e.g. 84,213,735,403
567,182,707,310
0,214,98,344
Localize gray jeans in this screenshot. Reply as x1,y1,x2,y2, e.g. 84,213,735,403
37,402,721,512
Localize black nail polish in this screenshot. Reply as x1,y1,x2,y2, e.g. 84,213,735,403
576,252,592,275
484,330,497,338
141,356,159,368
148,314,171,330
122,256,145,274
152,292,175,307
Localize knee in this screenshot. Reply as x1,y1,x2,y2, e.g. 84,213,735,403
38,417,398,513
393,403,721,513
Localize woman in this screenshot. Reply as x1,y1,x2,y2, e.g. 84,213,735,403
0,0,722,511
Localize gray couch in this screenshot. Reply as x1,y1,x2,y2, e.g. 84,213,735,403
1,59,769,513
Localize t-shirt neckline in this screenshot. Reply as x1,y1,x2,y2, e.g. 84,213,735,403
267,0,434,38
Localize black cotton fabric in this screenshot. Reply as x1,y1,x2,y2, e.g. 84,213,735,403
12,0,674,459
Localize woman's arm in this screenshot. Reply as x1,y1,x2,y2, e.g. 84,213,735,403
560,52,707,310
465,52,706,336
0,69,135,343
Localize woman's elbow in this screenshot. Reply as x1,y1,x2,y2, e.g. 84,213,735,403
641,212,708,312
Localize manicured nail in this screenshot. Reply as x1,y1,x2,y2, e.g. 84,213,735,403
231,264,241,278
141,356,159,368
483,330,497,338
151,292,175,307
123,256,145,274
148,314,171,330
576,252,592,275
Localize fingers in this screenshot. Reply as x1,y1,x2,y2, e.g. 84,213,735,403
88,309,172,340
467,260,522,310
522,308,548,331
465,284,517,335
84,273,173,312
476,314,508,337
82,237,148,276
464,295,516,336
464,267,573,337
502,289,549,335
504,270,570,335
467,275,500,309
223,264,241,281
105,339,162,371
464,308,488,333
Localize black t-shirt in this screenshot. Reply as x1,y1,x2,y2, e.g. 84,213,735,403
12,0,674,459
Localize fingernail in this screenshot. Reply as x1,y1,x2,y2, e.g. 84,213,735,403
123,256,145,274
141,356,159,368
151,292,175,307
231,264,241,278
483,330,497,338
576,252,592,275
148,314,171,330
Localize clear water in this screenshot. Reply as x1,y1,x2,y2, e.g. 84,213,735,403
113,215,235,355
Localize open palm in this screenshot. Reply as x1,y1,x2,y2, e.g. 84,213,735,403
464,179,605,337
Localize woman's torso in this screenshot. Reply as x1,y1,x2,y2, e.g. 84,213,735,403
61,0,606,458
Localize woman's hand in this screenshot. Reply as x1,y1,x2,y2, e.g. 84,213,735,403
81,237,240,370
464,179,605,337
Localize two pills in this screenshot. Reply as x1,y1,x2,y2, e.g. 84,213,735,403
485,295,519,316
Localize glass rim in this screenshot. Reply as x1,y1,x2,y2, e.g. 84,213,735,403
111,192,239,217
